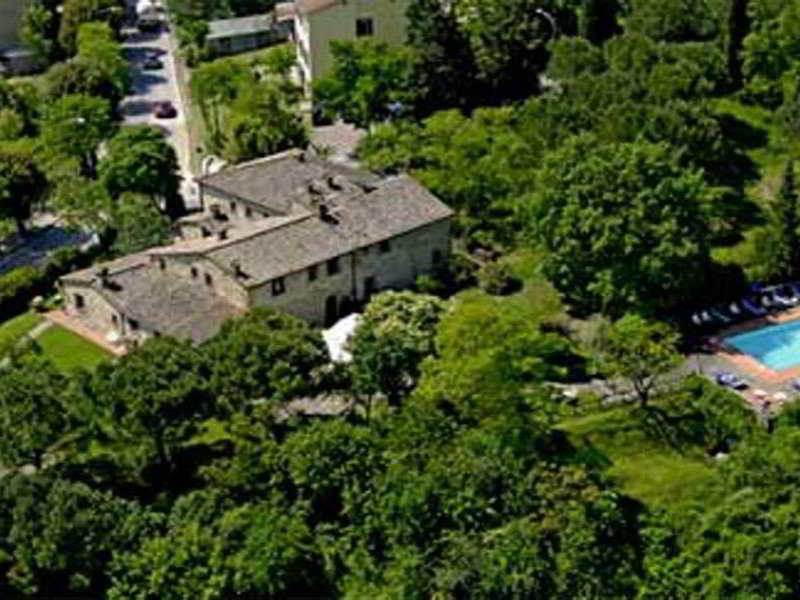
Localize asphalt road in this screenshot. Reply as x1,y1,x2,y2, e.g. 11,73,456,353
118,12,198,209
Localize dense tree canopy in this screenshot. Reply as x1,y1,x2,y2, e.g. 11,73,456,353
527,135,712,315
99,125,184,219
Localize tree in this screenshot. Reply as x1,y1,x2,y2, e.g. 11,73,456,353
528,135,712,315
110,192,172,255
107,498,321,600
72,21,130,106
0,354,69,470
595,314,682,407
3,476,160,597
625,0,728,42
453,0,572,102
99,125,184,219
89,337,214,477
405,0,485,114
349,291,445,407
190,58,250,150
47,167,113,230
203,308,329,411
0,138,46,235
220,81,306,164
19,0,57,66
772,160,800,279
38,94,113,177
314,40,415,127
58,0,124,57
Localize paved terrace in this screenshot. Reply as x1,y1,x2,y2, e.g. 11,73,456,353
691,306,800,410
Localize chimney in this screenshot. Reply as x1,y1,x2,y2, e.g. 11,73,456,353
230,259,248,279
97,267,110,287
319,203,338,224
327,175,342,190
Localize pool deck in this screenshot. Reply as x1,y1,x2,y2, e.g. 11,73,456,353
713,306,800,386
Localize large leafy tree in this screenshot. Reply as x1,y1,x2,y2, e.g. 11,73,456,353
202,308,329,411
110,192,173,255
45,22,130,107
314,40,415,127
528,135,712,315
38,93,113,177
1,475,159,597
349,291,446,407
89,337,214,477
0,138,46,235
99,125,184,219
594,313,682,407
220,81,307,164
0,354,69,470
453,0,574,102
406,0,485,114
58,0,124,57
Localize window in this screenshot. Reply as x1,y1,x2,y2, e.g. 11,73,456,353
129,319,139,331
308,264,318,282
432,249,443,265
74,294,85,309
111,314,119,327
191,266,198,278
205,273,213,286
229,201,236,213
245,206,253,218
379,240,391,254
327,257,340,275
158,258,166,270
356,17,374,37
272,277,286,296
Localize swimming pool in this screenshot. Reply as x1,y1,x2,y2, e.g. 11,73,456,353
726,319,800,371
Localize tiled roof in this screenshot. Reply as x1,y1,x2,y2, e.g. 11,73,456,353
68,259,242,343
207,14,274,40
205,174,453,285
198,149,380,215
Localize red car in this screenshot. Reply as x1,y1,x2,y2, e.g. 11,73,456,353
153,101,177,119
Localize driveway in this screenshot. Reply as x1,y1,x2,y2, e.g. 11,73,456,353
118,6,199,209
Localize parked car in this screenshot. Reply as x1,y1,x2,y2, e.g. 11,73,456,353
153,101,177,119
143,56,163,70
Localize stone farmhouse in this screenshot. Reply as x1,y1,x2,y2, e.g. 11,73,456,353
59,150,452,349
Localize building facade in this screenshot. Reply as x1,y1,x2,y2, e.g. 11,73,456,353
286,0,411,92
205,14,289,57
59,150,452,350
0,0,27,46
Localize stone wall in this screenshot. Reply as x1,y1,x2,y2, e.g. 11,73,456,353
61,282,152,347
248,218,451,324
160,253,250,309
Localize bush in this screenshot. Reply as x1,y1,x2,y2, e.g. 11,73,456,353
0,246,94,322
477,260,521,296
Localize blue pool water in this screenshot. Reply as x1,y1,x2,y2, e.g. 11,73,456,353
727,319,800,371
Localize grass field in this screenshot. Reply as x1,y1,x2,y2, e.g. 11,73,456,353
35,325,111,372
0,312,43,351
559,405,723,514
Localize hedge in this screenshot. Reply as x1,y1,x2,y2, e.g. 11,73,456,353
0,246,95,322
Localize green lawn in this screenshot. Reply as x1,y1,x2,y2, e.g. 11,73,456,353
559,405,723,514
35,325,111,372
0,312,42,351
